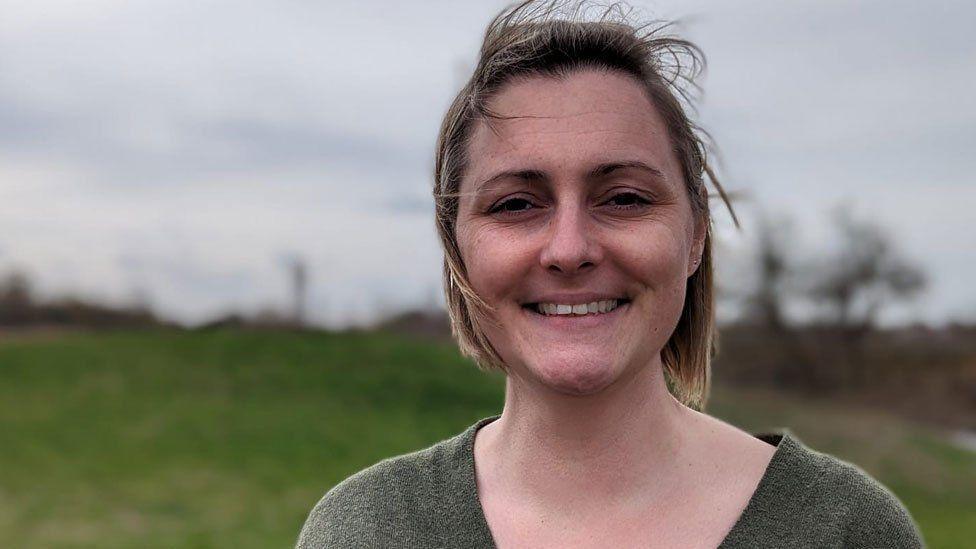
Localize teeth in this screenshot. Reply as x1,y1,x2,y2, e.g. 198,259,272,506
534,299,622,316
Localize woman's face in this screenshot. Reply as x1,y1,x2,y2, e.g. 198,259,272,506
456,69,705,396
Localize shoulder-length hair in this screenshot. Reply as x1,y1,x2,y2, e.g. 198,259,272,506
432,0,737,411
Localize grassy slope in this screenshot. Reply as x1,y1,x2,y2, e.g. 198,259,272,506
0,329,972,548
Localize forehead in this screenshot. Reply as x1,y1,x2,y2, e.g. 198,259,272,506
463,69,678,188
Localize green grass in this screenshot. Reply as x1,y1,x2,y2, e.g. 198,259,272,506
0,329,972,547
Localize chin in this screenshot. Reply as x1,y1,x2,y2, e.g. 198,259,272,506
528,351,621,396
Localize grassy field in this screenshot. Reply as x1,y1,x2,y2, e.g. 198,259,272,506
0,329,972,548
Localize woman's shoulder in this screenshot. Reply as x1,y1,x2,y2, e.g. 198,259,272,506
295,437,460,548
797,439,924,547
725,430,925,548
295,418,491,548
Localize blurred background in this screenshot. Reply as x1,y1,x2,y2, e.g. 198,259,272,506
1,0,973,547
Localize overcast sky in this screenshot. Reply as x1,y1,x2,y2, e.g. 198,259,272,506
1,0,973,327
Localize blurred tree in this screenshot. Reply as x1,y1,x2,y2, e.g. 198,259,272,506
0,269,162,328
0,271,35,324
748,213,792,329
278,253,309,329
806,206,927,387
290,257,308,328
0,271,32,305
745,212,819,389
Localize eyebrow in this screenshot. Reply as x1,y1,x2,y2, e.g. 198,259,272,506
588,161,666,181
475,169,546,194
475,160,666,194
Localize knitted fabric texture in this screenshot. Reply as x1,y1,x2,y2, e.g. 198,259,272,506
296,416,924,548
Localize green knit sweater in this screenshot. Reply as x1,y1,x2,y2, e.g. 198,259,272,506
297,416,924,548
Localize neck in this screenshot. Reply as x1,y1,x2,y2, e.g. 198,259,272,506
476,355,694,512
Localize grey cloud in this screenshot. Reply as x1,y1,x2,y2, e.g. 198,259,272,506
192,117,425,173
0,90,424,188
1,0,973,326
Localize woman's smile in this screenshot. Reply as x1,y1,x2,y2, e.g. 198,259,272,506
521,298,631,330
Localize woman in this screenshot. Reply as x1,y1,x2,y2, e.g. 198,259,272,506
298,2,924,547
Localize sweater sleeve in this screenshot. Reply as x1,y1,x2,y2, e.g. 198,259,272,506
294,449,449,549
295,473,381,549
836,463,925,549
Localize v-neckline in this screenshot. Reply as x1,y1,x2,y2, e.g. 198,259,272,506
455,415,796,548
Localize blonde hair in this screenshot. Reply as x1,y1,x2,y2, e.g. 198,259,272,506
432,1,736,411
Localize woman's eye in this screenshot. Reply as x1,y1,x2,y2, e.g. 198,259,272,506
605,192,651,209
489,197,536,215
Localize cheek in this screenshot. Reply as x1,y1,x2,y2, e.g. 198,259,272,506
457,224,535,302
608,225,690,289
608,227,691,352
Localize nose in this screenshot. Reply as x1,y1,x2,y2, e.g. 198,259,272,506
539,202,602,276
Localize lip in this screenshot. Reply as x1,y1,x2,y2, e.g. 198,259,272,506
520,292,629,305
521,300,630,330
